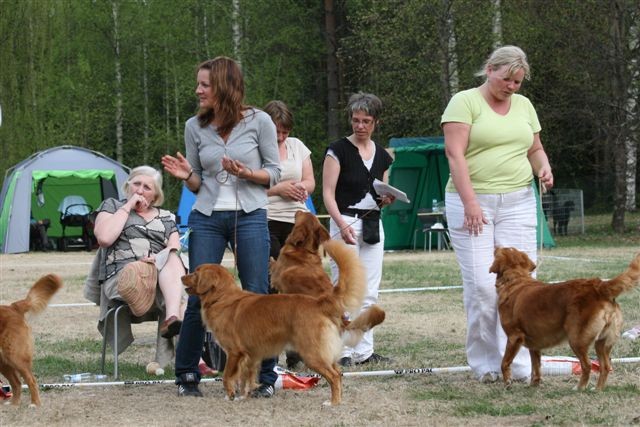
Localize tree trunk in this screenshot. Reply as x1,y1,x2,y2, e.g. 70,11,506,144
624,21,638,211
610,0,627,232
492,0,503,49
232,0,241,65
324,0,340,141
112,0,124,163
142,41,150,164
439,0,458,102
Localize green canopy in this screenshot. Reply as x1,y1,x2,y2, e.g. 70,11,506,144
382,137,555,250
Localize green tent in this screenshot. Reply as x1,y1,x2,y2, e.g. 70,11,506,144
382,137,555,250
31,169,118,238
0,145,129,253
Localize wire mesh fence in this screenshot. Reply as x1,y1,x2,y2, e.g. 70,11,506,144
541,188,584,235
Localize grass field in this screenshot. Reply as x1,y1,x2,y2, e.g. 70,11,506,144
0,212,639,426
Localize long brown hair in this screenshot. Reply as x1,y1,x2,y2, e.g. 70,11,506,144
196,56,246,139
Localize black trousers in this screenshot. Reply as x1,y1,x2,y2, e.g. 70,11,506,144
267,220,294,260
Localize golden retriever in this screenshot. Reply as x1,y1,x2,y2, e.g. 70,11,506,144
490,247,640,390
0,274,62,406
182,239,368,406
270,211,385,331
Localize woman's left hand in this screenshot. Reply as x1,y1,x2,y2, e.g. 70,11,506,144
222,156,253,180
378,194,396,207
141,254,156,263
538,166,554,192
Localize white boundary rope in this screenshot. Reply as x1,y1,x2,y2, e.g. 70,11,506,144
23,357,640,390
379,286,462,293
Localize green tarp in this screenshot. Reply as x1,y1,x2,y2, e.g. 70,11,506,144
382,137,555,250
31,170,116,238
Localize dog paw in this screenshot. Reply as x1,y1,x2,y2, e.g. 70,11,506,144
322,400,333,407
28,403,38,409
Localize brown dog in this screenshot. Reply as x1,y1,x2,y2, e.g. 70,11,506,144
270,211,385,331
183,239,367,406
491,247,640,390
0,274,62,406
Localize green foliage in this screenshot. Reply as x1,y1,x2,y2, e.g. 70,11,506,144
0,0,638,217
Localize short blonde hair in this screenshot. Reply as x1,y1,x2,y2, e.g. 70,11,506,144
476,45,530,80
122,166,164,206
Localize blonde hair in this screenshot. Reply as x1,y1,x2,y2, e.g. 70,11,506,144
475,45,530,80
122,166,164,206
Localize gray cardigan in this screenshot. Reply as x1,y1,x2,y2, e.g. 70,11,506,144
184,108,281,214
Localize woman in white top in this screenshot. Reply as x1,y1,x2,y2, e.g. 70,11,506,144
263,100,315,260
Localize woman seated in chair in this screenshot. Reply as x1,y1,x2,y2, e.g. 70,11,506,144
93,165,185,339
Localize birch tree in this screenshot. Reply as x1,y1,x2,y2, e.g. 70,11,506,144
624,19,638,211
112,0,124,163
325,0,340,141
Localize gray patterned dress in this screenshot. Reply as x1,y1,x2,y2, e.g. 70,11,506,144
96,198,178,280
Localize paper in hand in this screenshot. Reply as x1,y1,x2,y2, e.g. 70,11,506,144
373,179,410,204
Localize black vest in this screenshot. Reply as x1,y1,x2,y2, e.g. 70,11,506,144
325,137,393,214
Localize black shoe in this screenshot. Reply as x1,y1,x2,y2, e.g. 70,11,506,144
250,383,275,398
286,351,303,370
338,357,353,367
355,353,391,365
176,373,203,397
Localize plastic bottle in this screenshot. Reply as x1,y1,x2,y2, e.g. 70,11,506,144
432,199,438,213
63,373,91,383
63,373,107,383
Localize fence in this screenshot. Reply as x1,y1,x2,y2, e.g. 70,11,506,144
541,188,584,235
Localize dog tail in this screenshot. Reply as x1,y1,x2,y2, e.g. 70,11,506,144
599,253,640,299
342,305,386,347
323,239,366,314
12,274,63,315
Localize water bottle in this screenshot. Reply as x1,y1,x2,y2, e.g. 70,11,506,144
541,360,574,376
63,373,91,383
63,373,107,383
432,199,438,213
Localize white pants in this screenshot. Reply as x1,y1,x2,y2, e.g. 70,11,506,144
446,187,537,380
329,214,384,362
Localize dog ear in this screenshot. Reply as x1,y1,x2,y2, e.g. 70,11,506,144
489,248,504,274
317,219,330,244
512,249,536,272
526,256,536,272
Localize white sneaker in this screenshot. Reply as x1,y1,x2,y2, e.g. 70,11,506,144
622,326,640,340
479,372,500,384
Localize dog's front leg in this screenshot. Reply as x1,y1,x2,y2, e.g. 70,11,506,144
223,353,242,400
529,349,542,386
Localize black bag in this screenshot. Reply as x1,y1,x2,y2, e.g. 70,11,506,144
202,331,226,371
362,217,380,244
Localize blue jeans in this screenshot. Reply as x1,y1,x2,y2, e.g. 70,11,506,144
175,209,277,386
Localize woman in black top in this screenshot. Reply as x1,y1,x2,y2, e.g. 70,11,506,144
322,92,394,366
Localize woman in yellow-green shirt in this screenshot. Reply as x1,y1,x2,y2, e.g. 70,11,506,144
441,45,554,384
